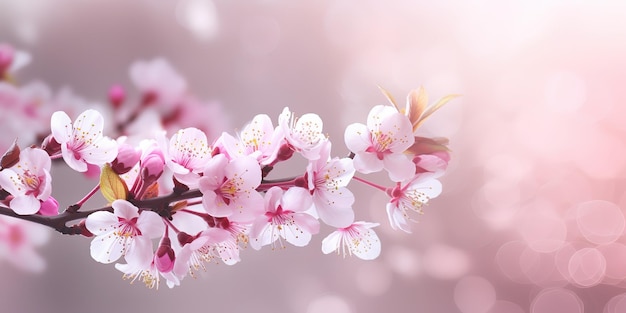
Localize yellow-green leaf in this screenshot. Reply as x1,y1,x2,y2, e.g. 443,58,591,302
377,85,399,110
100,164,129,203
407,86,428,129
414,94,461,129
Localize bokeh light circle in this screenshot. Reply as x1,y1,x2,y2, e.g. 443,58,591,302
567,247,606,287
384,245,421,277
604,293,626,313
487,300,525,313
495,241,528,283
597,243,626,282
520,247,565,286
423,244,470,280
355,261,392,296
453,276,496,313
531,288,583,313
175,0,219,41
307,295,352,313
576,200,624,245
519,210,567,253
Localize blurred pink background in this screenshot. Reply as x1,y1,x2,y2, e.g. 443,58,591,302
1,1,626,312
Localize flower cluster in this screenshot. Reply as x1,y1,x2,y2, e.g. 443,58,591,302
0,43,455,288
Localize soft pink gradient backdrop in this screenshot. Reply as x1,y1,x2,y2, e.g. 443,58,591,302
1,1,625,312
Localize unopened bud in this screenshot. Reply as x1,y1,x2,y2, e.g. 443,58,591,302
39,196,59,216
140,152,165,186
155,236,175,273
0,44,14,75
111,144,140,174
108,84,125,109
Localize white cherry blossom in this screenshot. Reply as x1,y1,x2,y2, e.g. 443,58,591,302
305,141,355,228
386,174,442,232
278,107,326,160
85,200,164,264
161,127,212,186
321,221,381,260
51,109,118,172
344,105,415,182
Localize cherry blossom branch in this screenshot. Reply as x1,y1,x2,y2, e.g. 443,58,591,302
0,46,456,287
0,205,105,235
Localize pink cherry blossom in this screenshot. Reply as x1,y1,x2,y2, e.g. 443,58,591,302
51,109,118,172
173,97,228,143
385,174,442,232
250,187,320,249
160,127,211,188
115,252,181,289
0,147,52,215
199,154,264,223
0,82,49,150
0,43,31,76
221,113,283,165
215,221,250,265
85,200,164,264
413,153,449,178
278,107,327,160
208,218,249,265
129,58,187,111
305,141,355,228
321,221,381,260
344,104,415,182
0,216,50,272
173,227,230,279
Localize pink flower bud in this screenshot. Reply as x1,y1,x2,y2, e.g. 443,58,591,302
108,84,125,109
0,44,14,74
38,196,59,216
155,236,175,273
140,151,165,186
111,144,140,174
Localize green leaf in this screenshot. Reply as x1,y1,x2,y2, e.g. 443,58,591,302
100,164,129,203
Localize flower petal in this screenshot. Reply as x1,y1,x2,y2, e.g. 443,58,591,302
344,123,370,153
61,144,87,172
85,211,118,235
136,211,165,239
80,137,118,165
90,231,124,263
112,200,139,220
50,111,72,144
9,195,40,215
321,230,342,254
383,154,415,182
